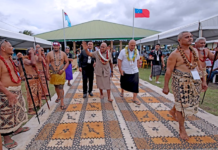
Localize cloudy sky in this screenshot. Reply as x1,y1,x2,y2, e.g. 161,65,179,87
0,0,217,35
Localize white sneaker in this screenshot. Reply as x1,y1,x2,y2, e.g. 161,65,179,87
149,77,152,81
156,81,160,84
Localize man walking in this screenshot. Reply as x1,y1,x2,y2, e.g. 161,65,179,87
163,31,207,140
79,42,95,98
83,42,113,102
47,42,69,110
118,40,141,105
65,46,73,86
149,44,165,84
112,49,118,68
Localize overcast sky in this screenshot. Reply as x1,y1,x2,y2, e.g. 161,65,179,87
0,0,218,35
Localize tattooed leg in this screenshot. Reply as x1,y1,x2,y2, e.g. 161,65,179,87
54,85,60,100
58,84,65,106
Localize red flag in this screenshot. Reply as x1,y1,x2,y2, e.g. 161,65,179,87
135,9,150,18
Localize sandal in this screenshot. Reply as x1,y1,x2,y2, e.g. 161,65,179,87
60,105,67,110
55,98,60,103
13,127,30,136
132,99,141,105
3,140,18,149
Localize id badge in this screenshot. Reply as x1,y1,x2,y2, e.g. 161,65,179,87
191,68,200,80
157,56,160,61
87,56,91,64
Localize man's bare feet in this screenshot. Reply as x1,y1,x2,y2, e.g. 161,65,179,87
108,98,113,102
179,126,189,141
13,127,30,136
169,110,178,121
100,95,104,99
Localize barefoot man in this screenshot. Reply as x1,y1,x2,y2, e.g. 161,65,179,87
82,41,113,102
19,47,42,115
194,37,218,79
0,39,29,149
163,31,208,140
118,40,141,105
47,42,69,109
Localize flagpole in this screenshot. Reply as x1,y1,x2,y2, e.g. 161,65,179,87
62,10,66,50
132,7,135,39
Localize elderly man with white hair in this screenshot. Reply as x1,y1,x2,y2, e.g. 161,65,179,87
83,41,113,102
194,37,218,79
118,40,141,105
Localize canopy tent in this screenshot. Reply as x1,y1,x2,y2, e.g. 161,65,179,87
136,14,218,45
0,28,52,48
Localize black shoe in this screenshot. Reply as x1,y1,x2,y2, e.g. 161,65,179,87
89,92,93,96
83,94,87,98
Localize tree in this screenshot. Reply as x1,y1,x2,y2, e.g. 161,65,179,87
19,30,34,36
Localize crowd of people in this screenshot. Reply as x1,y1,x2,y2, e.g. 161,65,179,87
0,31,218,149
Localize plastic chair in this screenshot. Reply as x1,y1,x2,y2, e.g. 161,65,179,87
142,59,148,68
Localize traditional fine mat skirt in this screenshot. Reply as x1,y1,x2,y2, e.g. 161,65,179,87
50,72,66,85
65,63,73,80
120,72,139,93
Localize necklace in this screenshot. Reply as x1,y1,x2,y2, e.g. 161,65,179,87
0,56,21,84
125,45,137,62
184,50,192,62
53,50,61,69
197,49,207,62
97,50,109,65
177,46,198,70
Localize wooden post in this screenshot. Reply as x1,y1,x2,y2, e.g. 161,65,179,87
73,41,76,53
119,41,122,51
111,41,113,52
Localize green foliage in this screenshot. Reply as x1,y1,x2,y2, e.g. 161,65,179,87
19,30,34,36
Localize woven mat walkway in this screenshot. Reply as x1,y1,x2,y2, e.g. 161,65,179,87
16,71,218,150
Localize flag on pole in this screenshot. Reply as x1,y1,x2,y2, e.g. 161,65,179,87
64,12,71,27
135,9,150,18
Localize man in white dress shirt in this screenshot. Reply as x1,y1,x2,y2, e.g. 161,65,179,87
118,40,141,105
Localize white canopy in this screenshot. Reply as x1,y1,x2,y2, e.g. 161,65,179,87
0,28,52,48
136,14,218,45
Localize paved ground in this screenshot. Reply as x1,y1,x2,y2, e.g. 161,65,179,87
5,71,218,150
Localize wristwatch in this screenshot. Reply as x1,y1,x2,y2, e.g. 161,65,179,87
111,70,113,73
62,69,65,71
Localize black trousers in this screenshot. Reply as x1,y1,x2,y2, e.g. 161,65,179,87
82,65,94,94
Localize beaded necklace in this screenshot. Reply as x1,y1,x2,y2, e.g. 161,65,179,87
177,46,198,69
0,56,21,84
53,50,61,70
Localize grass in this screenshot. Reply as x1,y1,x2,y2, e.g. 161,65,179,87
139,67,218,116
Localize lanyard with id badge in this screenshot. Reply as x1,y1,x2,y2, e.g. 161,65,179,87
155,51,160,61
87,49,92,64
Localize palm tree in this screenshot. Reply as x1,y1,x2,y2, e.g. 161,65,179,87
19,30,34,36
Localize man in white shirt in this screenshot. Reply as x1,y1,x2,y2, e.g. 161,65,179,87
118,40,141,105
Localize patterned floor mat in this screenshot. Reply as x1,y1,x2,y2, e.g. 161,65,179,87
26,72,218,150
